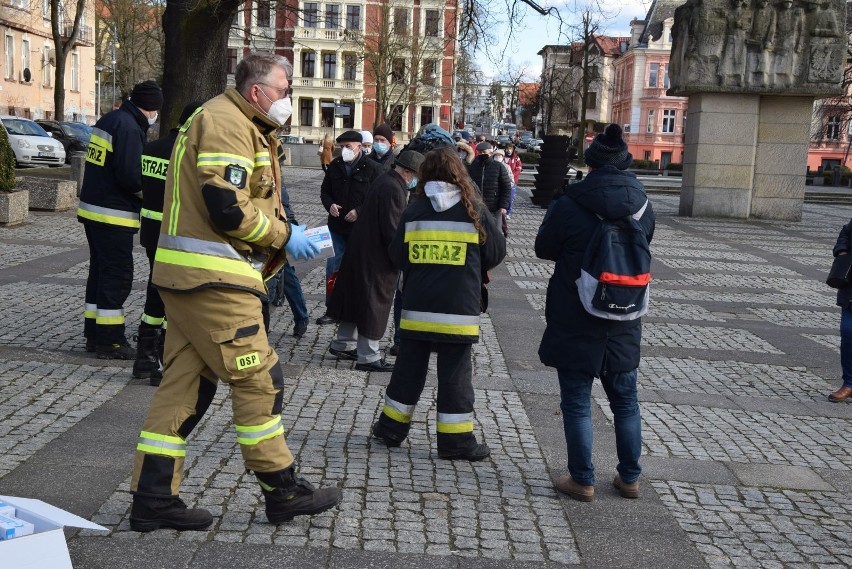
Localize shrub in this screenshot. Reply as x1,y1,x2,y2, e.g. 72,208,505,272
823,165,851,185
0,126,15,192
664,162,683,171
629,159,657,170
519,151,539,165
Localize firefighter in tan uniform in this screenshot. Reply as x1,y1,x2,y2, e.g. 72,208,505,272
128,53,342,532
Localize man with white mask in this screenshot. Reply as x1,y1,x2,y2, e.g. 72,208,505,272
316,130,382,325
127,52,342,532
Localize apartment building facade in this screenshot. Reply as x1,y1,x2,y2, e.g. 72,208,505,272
228,0,457,142
2,0,97,121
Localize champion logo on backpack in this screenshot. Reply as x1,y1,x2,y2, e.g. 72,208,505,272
576,200,651,321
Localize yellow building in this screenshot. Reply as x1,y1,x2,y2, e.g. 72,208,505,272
1,0,97,122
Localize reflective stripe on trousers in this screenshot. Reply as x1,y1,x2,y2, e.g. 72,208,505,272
382,395,416,424
399,310,479,336
78,201,141,229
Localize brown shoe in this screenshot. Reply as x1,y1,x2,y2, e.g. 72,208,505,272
613,474,639,499
555,475,594,502
829,385,852,402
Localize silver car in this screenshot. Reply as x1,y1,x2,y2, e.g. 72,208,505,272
0,116,67,167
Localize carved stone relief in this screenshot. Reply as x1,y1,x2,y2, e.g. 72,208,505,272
669,0,845,96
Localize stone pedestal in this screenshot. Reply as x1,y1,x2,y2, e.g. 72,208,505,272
679,94,811,221
15,176,77,211
69,152,86,196
0,190,30,226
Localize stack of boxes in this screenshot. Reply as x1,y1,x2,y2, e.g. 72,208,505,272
0,499,35,541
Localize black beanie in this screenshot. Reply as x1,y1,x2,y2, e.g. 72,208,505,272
584,124,632,170
131,80,164,111
373,123,393,142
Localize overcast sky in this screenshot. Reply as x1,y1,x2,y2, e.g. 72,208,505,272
477,0,654,80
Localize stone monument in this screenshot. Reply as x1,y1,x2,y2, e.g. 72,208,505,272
669,0,846,220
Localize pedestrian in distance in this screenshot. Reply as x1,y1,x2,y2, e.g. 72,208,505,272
318,133,334,172
78,80,164,359
360,130,374,154
504,143,523,217
535,123,655,502
467,142,512,221
371,146,506,461
828,218,852,402
133,101,203,386
326,150,425,372
316,130,383,325
128,52,341,533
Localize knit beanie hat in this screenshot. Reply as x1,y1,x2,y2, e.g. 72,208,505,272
373,123,393,141
360,131,373,144
584,124,632,170
131,80,164,111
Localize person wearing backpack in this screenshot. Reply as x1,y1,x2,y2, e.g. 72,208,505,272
535,124,655,502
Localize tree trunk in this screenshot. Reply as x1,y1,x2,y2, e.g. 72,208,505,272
160,0,241,131
52,0,86,121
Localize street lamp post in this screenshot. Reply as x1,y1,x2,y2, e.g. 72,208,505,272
95,64,104,118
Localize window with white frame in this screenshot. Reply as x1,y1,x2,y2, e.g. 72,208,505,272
256,0,272,27
21,39,30,81
5,35,14,79
303,3,318,27
10,0,27,9
393,8,408,35
42,45,52,86
662,109,676,133
646,108,654,133
71,50,79,90
648,63,659,88
325,4,340,28
345,5,360,30
42,0,50,19
424,9,439,36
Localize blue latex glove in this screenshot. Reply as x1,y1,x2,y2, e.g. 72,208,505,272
284,224,320,261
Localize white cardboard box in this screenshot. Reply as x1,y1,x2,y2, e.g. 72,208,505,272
302,225,335,261
0,495,107,569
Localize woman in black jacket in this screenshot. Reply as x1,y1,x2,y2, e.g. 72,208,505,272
829,220,852,402
371,147,506,461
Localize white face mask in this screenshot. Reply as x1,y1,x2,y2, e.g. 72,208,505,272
267,97,292,125
341,147,357,162
147,112,158,126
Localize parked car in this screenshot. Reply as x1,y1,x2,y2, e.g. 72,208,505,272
278,135,305,144
0,116,66,167
495,135,512,148
529,138,543,152
35,120,91,163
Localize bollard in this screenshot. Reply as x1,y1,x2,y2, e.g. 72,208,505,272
69,152,86,196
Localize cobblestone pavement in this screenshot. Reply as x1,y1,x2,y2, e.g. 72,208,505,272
2,167,852,568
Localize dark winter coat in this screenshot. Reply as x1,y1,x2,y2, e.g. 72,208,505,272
536,166,655,374
320,152,382,235
467,155,512,213
834,219,852,308
139,128,179,249
77,99,151,232
369,148,395,171
389,187,506,344
327,169,409,339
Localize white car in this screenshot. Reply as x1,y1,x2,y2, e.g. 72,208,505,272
0,116,67,167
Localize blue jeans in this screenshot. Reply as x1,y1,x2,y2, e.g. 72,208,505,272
557,368,641,486
325,231,347,306
280,264,309,322
841,307,852,388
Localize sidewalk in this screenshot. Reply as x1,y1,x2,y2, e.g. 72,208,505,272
1,167,851,568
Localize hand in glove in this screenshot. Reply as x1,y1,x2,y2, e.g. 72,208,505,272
284,225,320,261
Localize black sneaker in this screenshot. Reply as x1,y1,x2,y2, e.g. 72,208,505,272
355,359,395,372
97,342,136,360
328,347,357,360
129,495,213,532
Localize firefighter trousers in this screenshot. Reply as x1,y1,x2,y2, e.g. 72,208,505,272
83,224,135,345
140,247,165,327
375,339,478,454
131,287,294,497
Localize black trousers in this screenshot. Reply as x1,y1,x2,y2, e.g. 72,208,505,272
376,339,478,453
84,224,135,345
140,247,165,327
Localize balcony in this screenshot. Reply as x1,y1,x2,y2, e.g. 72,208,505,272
295,27,357,42
641,87,668,99
61,23,93,45
294,77,360,92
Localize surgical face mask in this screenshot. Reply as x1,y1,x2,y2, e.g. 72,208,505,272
147,112,158,126
258,86,292,125
373,142,389,156
341,147,357,162
407,176,418,189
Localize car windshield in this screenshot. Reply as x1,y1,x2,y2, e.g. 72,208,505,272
2,118,49,137
62,123,91,138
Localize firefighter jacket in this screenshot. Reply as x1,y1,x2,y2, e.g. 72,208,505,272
388,183,506,344
139,128,179,249
77,99,150,232
151,88,291,297
320,152,382,235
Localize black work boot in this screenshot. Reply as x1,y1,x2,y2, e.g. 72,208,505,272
132,325,161,380
129,494,213,532
256,467,342,523
96,339,135,360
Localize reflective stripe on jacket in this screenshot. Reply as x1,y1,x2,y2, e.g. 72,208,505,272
151,88,290,296
140,130,179,249
77,99,148,232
